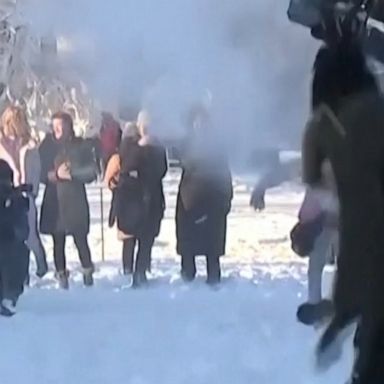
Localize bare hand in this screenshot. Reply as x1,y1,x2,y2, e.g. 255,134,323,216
57,163,72,180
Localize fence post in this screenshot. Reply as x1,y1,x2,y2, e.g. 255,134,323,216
100,185,105,262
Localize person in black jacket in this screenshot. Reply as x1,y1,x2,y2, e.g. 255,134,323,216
0,160,29,316
39,112,97,289
303,41,384,384
176,107,233,285
105,114,167,287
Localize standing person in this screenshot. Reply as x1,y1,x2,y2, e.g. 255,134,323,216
176,107,233,285
0,160,30,316
104,122,139,276
104,116,167,287
0,106,48,279
294,160,338,325
39,112,97,289
303,41,384,383
99,112,122,173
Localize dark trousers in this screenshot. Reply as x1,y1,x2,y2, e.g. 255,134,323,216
52,233,93,272
0,242,29,302
181,254,221,283
122,236,154,275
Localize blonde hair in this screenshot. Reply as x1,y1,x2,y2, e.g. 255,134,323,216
1,106,32,145
137,110,151,137
123,122,139,138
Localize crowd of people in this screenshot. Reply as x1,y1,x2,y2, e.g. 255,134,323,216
1,32,384,384
0,103,233,315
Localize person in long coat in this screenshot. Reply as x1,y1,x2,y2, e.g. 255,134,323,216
303,41,384,383
39,112,97,289
104,115,167,287
176,108,233,285
0,106,47,279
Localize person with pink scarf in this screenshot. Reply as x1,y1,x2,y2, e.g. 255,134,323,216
0,106,48,279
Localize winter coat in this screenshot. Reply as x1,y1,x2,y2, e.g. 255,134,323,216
39,134,97,236
302,95,384,338
104,136,167,240
176,139,233,257
0,138,41,246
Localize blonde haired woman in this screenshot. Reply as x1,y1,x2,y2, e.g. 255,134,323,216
104,114,167,287
0,106,48,278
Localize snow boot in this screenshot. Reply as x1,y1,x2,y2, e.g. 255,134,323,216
55,270,69,290
297,299,334,325
207,257,221,286
36,261,48,279
206,272,221,286
82,267,94,287
181,270,196,283
0,299,15,317
132,271,147,288
181,256,196,283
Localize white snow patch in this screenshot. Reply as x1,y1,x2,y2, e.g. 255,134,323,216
0,172,354,384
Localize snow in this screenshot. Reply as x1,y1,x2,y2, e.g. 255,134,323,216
0,170,354,384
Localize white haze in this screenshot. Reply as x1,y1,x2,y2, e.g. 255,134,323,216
20,0,317,157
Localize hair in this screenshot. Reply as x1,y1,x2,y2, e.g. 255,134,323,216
311,40,379,112
52,111,75,138
1,106,32,145
137,110,151,137
122,122,139,139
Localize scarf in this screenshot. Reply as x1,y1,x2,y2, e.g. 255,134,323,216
0,136,22,172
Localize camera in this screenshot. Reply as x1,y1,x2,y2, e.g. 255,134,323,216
287,0,384,63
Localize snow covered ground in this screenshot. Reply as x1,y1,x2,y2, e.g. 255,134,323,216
0,170,354,384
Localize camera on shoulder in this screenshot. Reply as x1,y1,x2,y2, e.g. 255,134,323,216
288,0,384,63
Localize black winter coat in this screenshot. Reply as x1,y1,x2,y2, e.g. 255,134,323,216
111,137,167,239
39,134,96,236
176,140,233,257
303,95,384,377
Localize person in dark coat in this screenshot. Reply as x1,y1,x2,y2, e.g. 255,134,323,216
302,40,384,383
0,106,48,280
0,160,30,316
176,107,233,285
104,115,167,287
39,112,97,289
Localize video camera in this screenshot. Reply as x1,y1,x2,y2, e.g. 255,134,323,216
287,0,384,63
